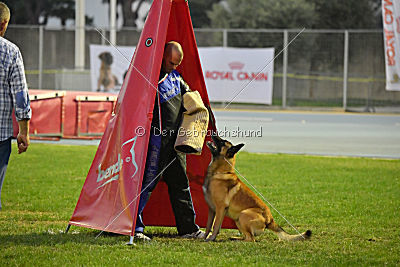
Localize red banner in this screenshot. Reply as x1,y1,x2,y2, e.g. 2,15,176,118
69,0,235,236
13,90,116,138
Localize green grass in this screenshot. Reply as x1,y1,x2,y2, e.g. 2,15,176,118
1,144,399,266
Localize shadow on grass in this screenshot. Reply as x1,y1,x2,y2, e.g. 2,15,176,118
0,231,130,247
148,231,238,242
0,230,225,246
149,232,179,239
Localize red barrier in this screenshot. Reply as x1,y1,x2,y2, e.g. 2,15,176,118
13,89,117,139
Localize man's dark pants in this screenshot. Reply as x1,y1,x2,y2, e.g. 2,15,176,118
135,139,199,235
0,138,12,210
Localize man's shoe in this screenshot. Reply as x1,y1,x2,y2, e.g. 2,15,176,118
180,230,206,239
134,232,151,241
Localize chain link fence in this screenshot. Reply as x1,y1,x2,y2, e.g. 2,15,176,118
5,25,398,109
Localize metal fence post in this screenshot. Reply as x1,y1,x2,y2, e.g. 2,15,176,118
282,30,288,108
223,29,228,47
343,30,349,110
101,28,106,45
75,0,85,70
38,25,43,89
110,0,117,45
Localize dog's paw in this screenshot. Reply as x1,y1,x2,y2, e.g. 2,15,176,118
205,237,215,242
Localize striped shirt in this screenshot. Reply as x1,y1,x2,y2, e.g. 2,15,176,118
0,36,31,141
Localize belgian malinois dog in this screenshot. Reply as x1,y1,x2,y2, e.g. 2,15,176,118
203,135,312,242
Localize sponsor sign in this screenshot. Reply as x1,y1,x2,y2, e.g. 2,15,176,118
198,47,275,104
96,135,139,189
382,0,400,91
90,45,275,103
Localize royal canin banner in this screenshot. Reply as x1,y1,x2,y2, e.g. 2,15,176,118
90,46,275,103
69,0,235,236
383,0,400,91
198,47,275,104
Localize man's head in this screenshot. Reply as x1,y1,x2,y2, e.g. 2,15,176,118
161,41,183,73
0,2,10,37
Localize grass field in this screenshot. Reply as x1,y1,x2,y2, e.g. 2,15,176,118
0,143,399,266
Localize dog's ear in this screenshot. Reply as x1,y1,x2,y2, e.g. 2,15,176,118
207,141,220,157
226,143,244,158
211,134,222,144
206,141,215,153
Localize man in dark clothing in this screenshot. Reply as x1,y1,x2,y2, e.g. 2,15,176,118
134,41,205,241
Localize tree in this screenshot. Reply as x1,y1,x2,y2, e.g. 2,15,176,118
188,0,221,28
206,0,316,47
104,0,219,28
3,0,93,26
306,0,381,29
207,0,381,30
3,0,46,24
207,0,316,29
42,0,75,26
102,0,148,28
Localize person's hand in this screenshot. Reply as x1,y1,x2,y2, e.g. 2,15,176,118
17,133,30,154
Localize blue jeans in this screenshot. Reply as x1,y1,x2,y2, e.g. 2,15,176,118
0,138,12,210
135,134,161,233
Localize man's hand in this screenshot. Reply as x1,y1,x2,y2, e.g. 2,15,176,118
17,119,30,154
17,133,29,154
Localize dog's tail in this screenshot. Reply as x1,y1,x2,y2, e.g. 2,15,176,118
267,220,311,241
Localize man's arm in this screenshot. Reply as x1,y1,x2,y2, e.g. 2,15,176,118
17,119,29,154
178,76,192,95
10,48,32,153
